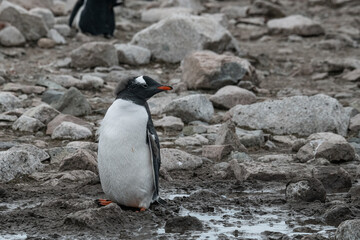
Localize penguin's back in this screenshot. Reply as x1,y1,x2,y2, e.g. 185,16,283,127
98,99,154,208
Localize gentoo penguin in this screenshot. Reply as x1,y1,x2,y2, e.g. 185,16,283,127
69,0,122,37
97,76,172,210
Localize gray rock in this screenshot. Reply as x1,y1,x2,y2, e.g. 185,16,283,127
296,132,356,163
66,141,98,152
59,149,98,174
285,178,326,202
249,0,285,19
3,83,46,94
174,134,209,146
70,42,118,68
181,51,257,90
324,205,354,227
0,26,25,46
0,114,17,122
31,170,98,186
160,148,203,171
141,7,193,23
348,185,360,201
215,121,247,152
46,114,92,135
131,15,236,63
336,220,360,240
220,5,249,19
312,166,352,192
153,116,184,131
47,146,78,164
229,94,350,137
343,69,360,82
163,94,214,123
23,103,60,124
165,216,203,233
41,90,64,104
78,75,104,90
0,144,49,182
349,114,360,134
29,7,55,29
37,38,56,48
163,0,205,13
267,15,324,36
228,159,250,182
115,44,151,65
210,85,257,109
47,28,66,44
52,87,92,117
53,24,71,37
202,145,233,161
12,115,45,132
52,121,93,140
0,1,48,41
49,75,80,88
0,92,22,113
312,57,360,73
236,128,264,148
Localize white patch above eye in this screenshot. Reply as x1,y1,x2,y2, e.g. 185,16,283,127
135,76,146,85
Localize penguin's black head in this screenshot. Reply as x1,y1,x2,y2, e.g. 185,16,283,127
115,76,172,102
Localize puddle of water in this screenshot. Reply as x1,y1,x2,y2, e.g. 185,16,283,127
166,193,191,201
0,234,27,240
0,200,39,213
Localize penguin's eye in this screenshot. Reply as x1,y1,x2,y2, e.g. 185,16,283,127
141,83,148,88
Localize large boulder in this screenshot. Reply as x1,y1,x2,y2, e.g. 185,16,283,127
0,144,49,182
267,15,324,36
163,94,214,123
181,51,258,90
228,94,350,137
131,15,236,63
0,1,48,41
336,220,360,240
70,42,118,68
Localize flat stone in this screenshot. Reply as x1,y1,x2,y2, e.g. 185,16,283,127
115,44,151,65
30,170,98,186
141,7,193,23
12,115,45,132
66,141,98,152
285,178,326,202
160,148,203,171
153,116,184,131
59,149,98,174
343,69,360,82
267,15,324,36
174,134,209,146
23,103,60,124
47,28,66,44
236,128,265,148
51,121,93,140
202,145,233,161
70,42,118,68
163,94,214,123
0,92,22,113
210,85,257,109
181,50,258,90
228,94,350,137
46,114,92,135
0,25,25,46
53,24,71,37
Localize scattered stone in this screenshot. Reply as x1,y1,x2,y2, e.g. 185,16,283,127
23,103,60,124
286,178,326,202
66,141,98,152
59,149,98,174
0,92,22,113
52,122,93,140
182,51,257,90
165,216,203,233
115,43,151,65
228,94,350,137
31,170,98,186
0,26,25,46
202,145,233,161
37,38,56,48
312,166,352,192
336,219,360,240
312,57,360,73
141,7,193,23
215,121,247,152
317,39,344,50
210,85,256,109
264,140,277,150
160,148,203,171
0,114,17,122
70,42,118,68
47,28,66,44
29,7,55,29
51,87,92,117
0,144,49,182
228,159,250,182
163,94,214,123
46,114,92,135
49,75,80,88
296,132,356,163
41,90,64,104
12,115,45,132
0,1,48,41
47,146,78,164
131,15,236,63
3,83,45,94
220,5,249,19
174,134,209,146
249,0,286,19
324,205,354,227
349,114,360,134
53,24,71,37
236,128,265,148
267,15,324,36
343,69,360,82
153,116,184,131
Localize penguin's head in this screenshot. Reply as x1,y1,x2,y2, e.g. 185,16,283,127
115,76,172,100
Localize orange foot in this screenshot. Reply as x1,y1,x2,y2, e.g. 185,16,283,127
96,199,113,206
136,207,146,212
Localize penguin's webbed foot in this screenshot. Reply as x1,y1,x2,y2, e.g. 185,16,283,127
95,199,113,206
136,207,146,212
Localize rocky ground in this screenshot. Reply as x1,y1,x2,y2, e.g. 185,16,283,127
0,0,360,239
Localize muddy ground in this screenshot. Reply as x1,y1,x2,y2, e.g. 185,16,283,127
1,0,360,239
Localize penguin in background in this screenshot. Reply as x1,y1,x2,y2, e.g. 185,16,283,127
97,76,172,211
69,0,123,37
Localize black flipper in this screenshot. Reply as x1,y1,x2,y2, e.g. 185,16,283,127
69,0,84,27
144,102,162,203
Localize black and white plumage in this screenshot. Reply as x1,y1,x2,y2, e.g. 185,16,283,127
69,0,122,37
97,76,172,209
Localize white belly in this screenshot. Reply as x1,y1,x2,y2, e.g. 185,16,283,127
98,99,154,208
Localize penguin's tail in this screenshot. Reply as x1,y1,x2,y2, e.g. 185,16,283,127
156,197,167,205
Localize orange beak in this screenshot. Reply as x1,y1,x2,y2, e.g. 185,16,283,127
157,86,173,91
